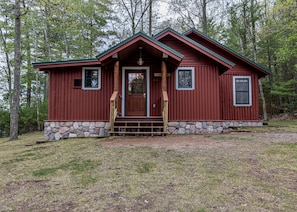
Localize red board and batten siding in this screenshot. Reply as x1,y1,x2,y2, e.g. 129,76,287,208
220,67,259,120
160,36,221,121
167,65,220,121
186,33,262,120
48,67,113,121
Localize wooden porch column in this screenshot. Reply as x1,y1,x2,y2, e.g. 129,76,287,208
161,61,167,91
110,60,120,132
114,60,120,91
161,61,168,133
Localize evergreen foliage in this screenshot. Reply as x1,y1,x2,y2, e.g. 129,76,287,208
0,101,47,138
0,109,10,137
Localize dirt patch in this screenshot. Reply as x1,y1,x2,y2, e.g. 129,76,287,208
100,132,297,152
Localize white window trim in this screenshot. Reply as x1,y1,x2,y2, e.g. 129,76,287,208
82,67,101,90
176,67,195,90
233,76,252,106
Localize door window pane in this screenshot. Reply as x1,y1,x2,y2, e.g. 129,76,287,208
128,73,144,94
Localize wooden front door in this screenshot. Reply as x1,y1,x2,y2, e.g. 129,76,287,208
126,70,146,116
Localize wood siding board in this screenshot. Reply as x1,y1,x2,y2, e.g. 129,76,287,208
220,70,259,121
155,29,234,69
160,37,221,121
167,65,220,121
183,31,262,121
48,67,113,121
185,31,271,76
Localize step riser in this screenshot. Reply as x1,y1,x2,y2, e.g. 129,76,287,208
111,117,165,136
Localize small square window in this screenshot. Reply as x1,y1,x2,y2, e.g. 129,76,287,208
82,67,101,90
74,79,81,87
176,67,195,90
233,76,252,106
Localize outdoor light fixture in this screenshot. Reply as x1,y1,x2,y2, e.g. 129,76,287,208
137,47,144,65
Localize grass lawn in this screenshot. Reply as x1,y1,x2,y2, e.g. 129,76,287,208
0,128,297,211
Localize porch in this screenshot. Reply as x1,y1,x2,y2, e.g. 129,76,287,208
109,61,169,136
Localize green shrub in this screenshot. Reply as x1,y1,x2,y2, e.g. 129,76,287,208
0,109,10,137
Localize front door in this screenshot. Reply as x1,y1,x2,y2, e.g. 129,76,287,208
126,70,146,116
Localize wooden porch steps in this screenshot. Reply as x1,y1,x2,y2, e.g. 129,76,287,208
109,116,167,136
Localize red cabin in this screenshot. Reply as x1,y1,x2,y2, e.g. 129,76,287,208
33,28,271,140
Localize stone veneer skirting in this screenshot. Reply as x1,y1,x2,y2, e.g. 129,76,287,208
44,121,110,141
167,121,263,135
44,121,263,140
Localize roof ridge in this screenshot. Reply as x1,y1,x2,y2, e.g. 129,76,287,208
96,31,184,60
183,28,271,75
154,28,235,67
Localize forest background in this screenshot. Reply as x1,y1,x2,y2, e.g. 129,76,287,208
0,0,296,138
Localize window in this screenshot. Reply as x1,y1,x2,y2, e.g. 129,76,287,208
74,79,82,87
233,76,252,106
82,67,101,90
176,67,195,90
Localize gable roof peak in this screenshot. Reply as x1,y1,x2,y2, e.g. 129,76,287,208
154,27,235,69
183,28,271,75
96,30,184,62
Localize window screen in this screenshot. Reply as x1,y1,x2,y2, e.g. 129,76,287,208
176,67,195,90
82,67,101,90
233,77,251,106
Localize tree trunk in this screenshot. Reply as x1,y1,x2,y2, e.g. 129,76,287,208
202,0,207,34
10,0,21,140
25,21,32,106
148,0,152,35
36,68,41,131
0,28,13,112
248,0,268,121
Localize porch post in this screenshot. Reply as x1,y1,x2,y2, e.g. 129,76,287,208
161,61,168,134
114,60,120,91
110,60,120,133
161,61,167,91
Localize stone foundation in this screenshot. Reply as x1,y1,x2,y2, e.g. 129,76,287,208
167,121,263,135
44,120,263,140
44,121,110,141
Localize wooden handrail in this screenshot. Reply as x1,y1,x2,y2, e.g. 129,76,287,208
110,91,119,132
162,91,168,133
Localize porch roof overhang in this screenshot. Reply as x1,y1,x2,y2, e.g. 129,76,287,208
32,58,100,71
183,28,272,77
96,32,184,67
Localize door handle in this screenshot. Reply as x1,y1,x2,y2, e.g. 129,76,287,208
143,93,146,98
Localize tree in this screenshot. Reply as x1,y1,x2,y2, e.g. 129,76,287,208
0,0,14,112
169,0,221,35
224,0,270,120
9,0,21,140
111,0,157,37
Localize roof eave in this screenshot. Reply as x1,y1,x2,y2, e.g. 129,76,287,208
155,28,235,69
97,32,184,63
33,59,100,70
184,29,272,76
